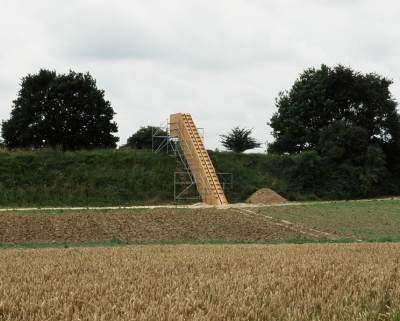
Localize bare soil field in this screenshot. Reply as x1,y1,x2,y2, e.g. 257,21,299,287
0,207,339,244
0,188,342,245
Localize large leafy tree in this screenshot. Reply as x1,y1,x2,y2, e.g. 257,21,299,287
266,64,400,198
268,64,400,170
123,126,168,151
1,69,119,150
220,126,261,153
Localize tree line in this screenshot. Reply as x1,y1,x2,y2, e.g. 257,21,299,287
267,64,400,199
1,69,260,153
2,66,400,199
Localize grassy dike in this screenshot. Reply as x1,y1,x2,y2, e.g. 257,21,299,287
0,148,287,207
0,148,178,207
5,147,394,208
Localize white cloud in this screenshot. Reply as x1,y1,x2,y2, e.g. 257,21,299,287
1,0,400,153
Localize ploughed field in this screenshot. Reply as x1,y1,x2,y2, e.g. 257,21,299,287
0,207,339,245
1,243,400,320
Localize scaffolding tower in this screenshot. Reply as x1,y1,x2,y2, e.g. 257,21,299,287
152,114,232,205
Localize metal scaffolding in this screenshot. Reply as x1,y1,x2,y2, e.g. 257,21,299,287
152,118,232,202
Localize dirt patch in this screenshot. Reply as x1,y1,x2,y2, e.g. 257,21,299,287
0,207,337,244
245,188,288,204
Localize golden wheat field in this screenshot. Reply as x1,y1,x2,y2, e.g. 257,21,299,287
0,243,399,320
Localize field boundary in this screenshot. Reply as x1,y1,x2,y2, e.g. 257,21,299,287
1,196,399,212
233,207,338,240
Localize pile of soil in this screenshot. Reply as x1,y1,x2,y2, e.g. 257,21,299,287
245,188,288,204
0,207,333,244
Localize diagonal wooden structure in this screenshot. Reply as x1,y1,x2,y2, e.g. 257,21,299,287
170,113,228,205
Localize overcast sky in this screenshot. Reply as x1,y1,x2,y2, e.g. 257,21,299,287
1,0,400,152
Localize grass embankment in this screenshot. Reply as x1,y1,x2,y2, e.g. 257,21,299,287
208,150,289,202
210,150,400,201
1,148,399,207
0,148,290,207
0,148,176,207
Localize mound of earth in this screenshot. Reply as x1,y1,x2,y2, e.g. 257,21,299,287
246,188,288,204
0,207,335,244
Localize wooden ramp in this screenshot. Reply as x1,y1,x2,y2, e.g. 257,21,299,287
170,113,228,205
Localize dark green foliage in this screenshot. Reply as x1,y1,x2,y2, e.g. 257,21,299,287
268,64,400,158
267,64,400,197
1,148,399,208
0,148,176,207
1,69,119,150
209,150,400,202
208,151,286,202
219,126,261,153
122,126,168,151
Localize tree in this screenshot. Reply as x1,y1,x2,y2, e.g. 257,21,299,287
268,64,400,170
1,69,119,150
123,126,168,151
266,64,400,198
316,120,387,195
220,126,261,153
